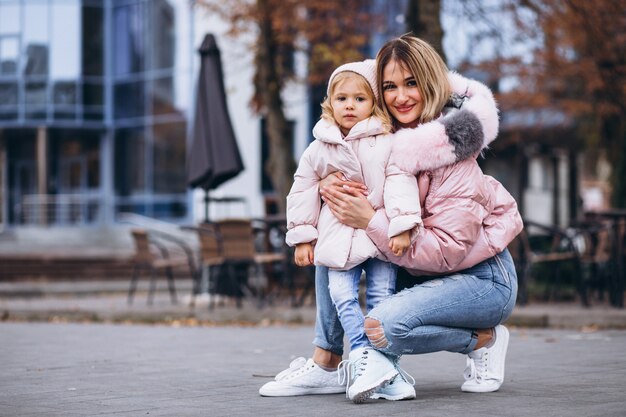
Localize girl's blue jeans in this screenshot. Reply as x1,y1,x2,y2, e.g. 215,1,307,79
313,249,518,357
327,259,397,351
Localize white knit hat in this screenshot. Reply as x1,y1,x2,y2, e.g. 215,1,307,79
326,59,378,101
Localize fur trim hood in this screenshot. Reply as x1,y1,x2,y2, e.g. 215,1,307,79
390,71,499,175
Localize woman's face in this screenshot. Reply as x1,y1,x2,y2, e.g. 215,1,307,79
382,59,423,129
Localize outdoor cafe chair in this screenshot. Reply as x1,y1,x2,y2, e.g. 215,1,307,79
127,228,194,305
215,218,286,308
193,223,227,308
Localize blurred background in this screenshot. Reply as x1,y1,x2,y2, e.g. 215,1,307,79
0,0,624,307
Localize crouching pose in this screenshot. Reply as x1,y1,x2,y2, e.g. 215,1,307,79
260,34,522,403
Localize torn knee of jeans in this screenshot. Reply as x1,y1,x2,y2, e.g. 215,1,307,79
364,317,388,348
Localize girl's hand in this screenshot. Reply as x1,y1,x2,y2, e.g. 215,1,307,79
294,243,314,267
389,231,411,256
320,172,368,201
320,183,376,229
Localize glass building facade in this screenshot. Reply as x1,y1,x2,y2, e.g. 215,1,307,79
0,0,193,227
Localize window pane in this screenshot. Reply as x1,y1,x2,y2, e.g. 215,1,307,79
0,107,18,120
24,80,46,105
24,108,46,120
114,80,145,119
23,2,49,76
0,36,19,75
149,0,174,71
82,6,104,76
0,81,18,105
151,75,175,116
53,81,76,105
50,1,80,79
0,3,20,35
83,0,104,8
83,106,104,121
153,121,187,193
151,200,187,219
114,127,145,195
53,109,76,120
24,44,48,76
83,81,103,106
113,3,145,75
82,81,104,119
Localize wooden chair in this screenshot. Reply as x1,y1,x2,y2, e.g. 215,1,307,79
215,219,286,308
127,228,192,305
194,223,226,307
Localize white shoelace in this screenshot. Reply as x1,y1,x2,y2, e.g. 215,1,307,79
337,350,370,397
464,351,489,383
275,357,308,381
337,360,352,387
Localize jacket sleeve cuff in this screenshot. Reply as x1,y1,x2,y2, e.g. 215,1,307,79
366,209,391,248
285,225,318,247
388,214,422,241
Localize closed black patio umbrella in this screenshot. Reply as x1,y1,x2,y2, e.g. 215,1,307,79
187,33,244,223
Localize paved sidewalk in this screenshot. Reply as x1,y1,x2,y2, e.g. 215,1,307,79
1,322,625,417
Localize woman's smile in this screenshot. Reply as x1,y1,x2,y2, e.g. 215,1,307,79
382,59,424,128
394,104,415,113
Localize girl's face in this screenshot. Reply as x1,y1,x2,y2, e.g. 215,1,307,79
382,59,423,129
331,77,374,136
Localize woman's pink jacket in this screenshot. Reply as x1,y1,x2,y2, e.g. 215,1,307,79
366,73,524,275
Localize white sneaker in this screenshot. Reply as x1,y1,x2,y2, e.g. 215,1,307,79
371,372,416,401
338,347,399,403
461,325,510,393
259,357,345,396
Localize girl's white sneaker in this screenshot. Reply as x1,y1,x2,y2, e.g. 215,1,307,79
338,347,399,403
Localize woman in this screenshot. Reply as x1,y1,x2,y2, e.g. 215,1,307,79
260,35,522,402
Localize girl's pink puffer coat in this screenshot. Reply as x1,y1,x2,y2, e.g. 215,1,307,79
286,117,421,270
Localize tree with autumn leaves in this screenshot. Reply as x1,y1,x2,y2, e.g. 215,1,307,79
451,0,626,208
517,0,626,208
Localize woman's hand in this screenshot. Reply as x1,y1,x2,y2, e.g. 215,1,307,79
320,172,368,199
320,181,376,229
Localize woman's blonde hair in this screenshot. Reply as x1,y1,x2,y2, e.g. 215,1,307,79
321,71,392,133
376,34,451,130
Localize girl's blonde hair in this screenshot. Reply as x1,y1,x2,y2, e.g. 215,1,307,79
321,71,392,133
376,34,451,131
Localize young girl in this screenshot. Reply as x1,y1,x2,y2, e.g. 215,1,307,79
285,60,421,396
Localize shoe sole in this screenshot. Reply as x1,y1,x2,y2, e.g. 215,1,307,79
259,385,345,397
371,392,416,401
461,325,510,393
350,369,398,404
